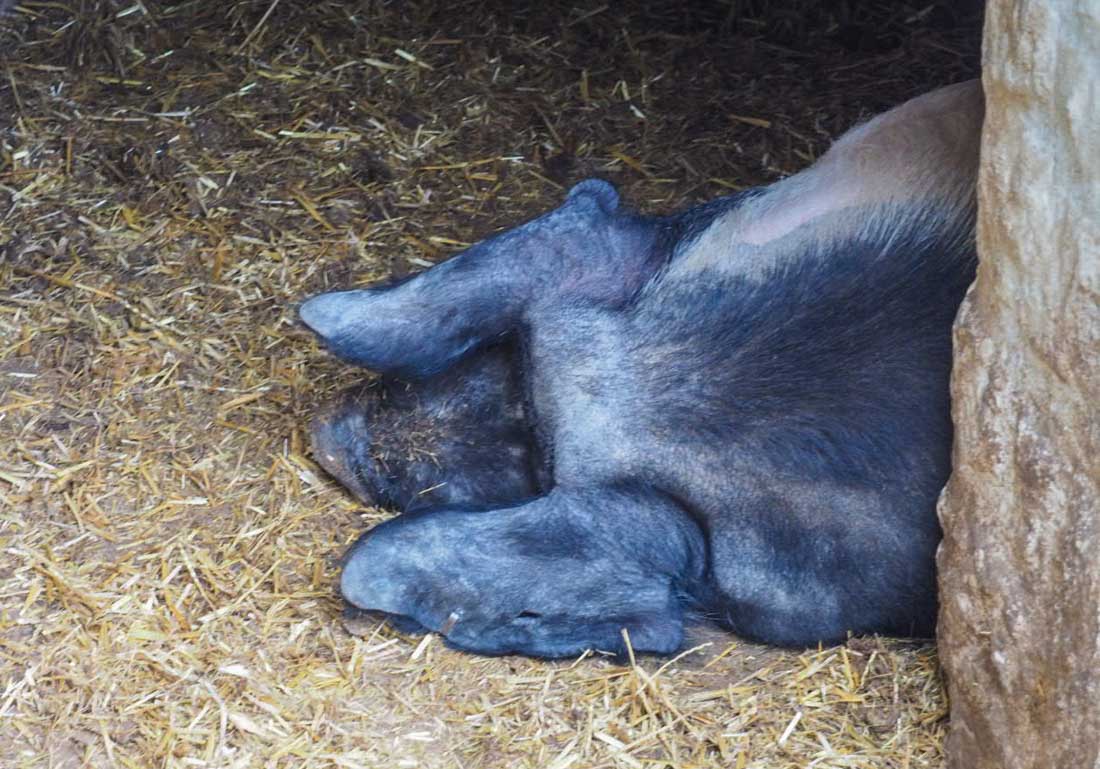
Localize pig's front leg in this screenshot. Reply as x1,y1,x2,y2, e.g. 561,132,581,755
311,342,547,511
339,484,707,658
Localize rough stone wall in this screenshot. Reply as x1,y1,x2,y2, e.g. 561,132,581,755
937,1,1100,768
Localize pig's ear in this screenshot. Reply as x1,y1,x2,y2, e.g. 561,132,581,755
566,178,620,215
299,290,363,344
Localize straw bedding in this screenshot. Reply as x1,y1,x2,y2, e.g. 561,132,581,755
0,1,979,766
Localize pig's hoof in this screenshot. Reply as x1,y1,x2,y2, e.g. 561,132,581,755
310,385,395,507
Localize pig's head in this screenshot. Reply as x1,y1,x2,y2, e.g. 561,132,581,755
300,179,660,379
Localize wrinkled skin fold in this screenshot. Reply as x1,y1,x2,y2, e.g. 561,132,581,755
301,81,983,658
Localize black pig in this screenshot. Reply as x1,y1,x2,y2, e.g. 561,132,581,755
300,81,983,657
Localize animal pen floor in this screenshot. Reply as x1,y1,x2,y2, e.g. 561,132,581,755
0,2,981,767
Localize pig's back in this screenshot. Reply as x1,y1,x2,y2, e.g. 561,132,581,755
626,205,976,501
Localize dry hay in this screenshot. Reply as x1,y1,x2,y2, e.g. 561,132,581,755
0,1,980,767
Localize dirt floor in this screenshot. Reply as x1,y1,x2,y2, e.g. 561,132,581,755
0,1,981,767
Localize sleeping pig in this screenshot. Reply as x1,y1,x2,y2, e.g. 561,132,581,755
300,80,983,658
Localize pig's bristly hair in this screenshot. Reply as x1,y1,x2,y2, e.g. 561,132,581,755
636,202,977,483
